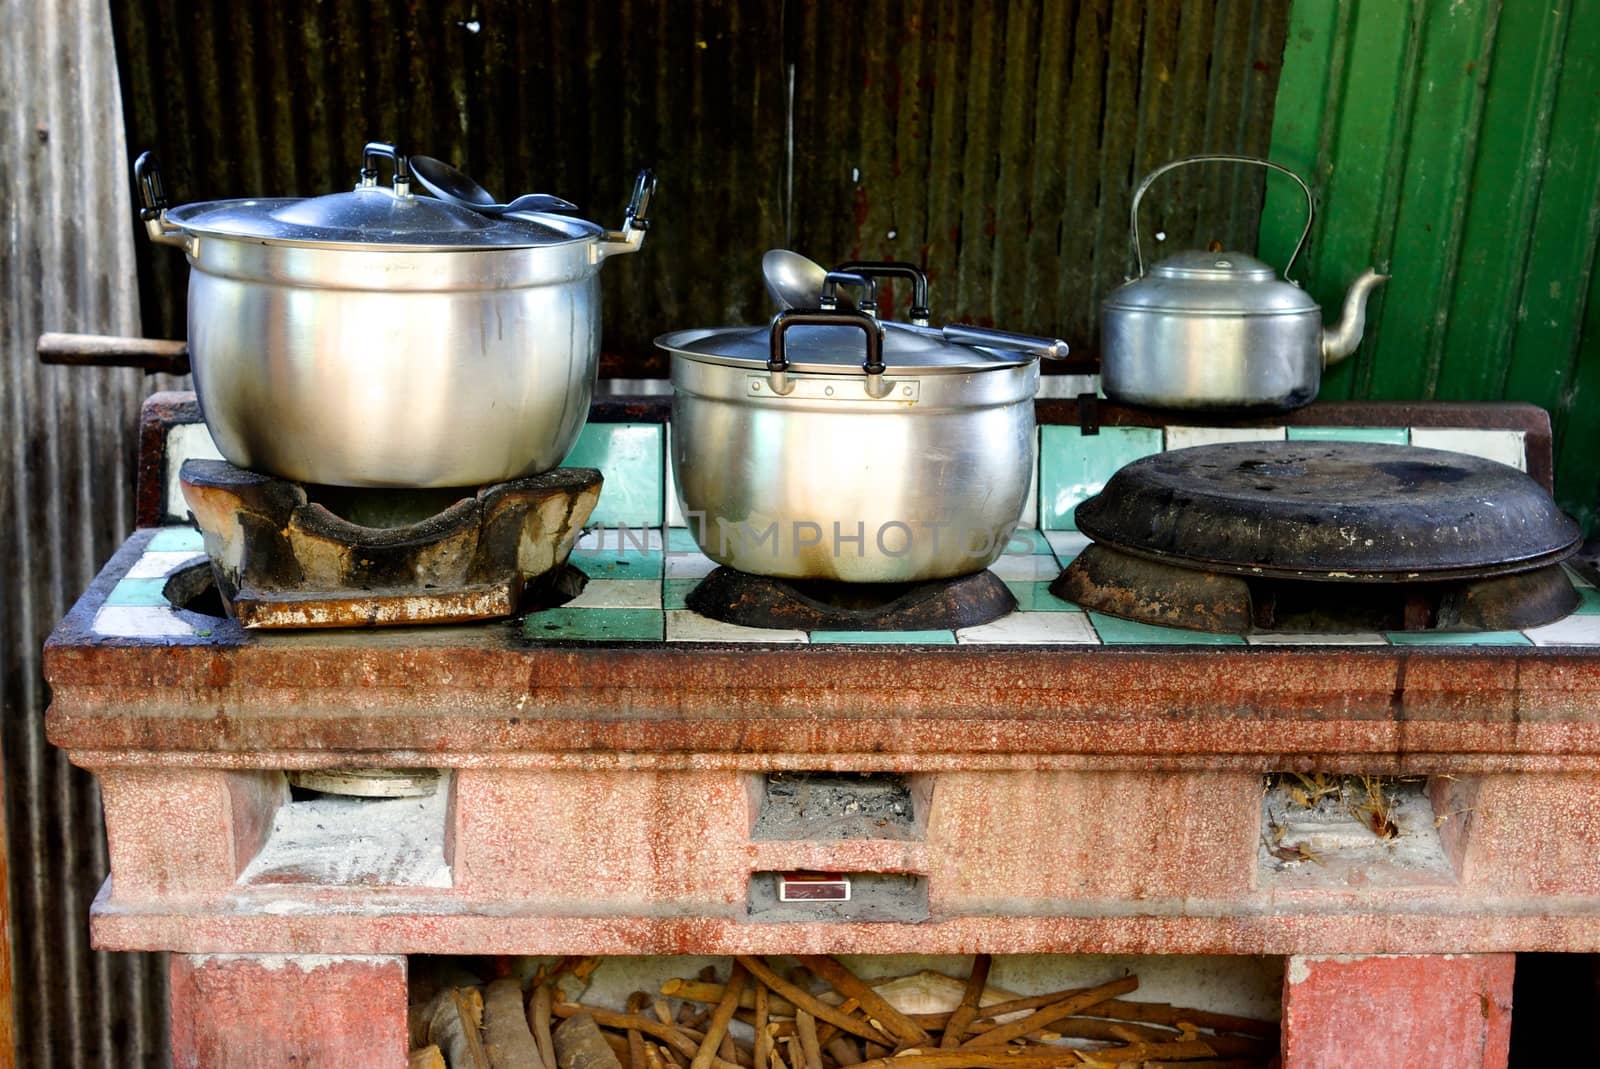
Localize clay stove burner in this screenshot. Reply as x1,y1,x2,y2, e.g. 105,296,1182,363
687,566,1015,631
1055,441,1583,635
179,458,600,628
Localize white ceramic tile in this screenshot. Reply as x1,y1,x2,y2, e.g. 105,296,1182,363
1408,428,1527,471
124,551,207,579
1163,426,1288,450
1523,615,1600,647
93,605,198,638
1044,530,1092,562
664,550,720,579
575,526,664,553
957,611,1099,645
163,422,225,523
987,553,1059,581
1246,632,1388,646
664,424,687,528
664,611,809,643
564,579,663,609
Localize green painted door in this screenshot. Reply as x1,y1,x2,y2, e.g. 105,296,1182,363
1260,0,1600,531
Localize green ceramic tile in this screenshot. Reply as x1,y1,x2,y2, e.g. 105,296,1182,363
1088,612,1247,645
104,577,173,607
1385,630,1534,646
561,422,664,528
666,526,701,553
999,528,1052,555
146,526,204,552
523,607,664,642
664,578,700,610
1005,582,1080,612
809,629,957,645
1286,426,1410,444
1575,587,1600,614
1039,426,1164,531
571,550,664,580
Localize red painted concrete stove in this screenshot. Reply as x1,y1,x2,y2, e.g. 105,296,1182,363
45,394,1600,1067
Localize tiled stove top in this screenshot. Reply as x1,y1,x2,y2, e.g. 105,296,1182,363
91,524,1600,648
96,411,1600,648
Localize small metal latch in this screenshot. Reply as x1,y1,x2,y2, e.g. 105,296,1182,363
778,872,852,902
1078,392,1100,435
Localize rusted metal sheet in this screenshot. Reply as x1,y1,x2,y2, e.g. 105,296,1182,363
0,0,180,1064
1259,0,1600,533
111,0,1288,370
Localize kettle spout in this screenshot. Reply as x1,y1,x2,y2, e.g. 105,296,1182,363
1321,268,1390,367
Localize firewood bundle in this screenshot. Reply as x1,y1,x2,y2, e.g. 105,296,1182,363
408,955,1279,1069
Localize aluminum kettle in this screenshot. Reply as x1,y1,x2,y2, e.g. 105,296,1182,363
1100,154,1389,412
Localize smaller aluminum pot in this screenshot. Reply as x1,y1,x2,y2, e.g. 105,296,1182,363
660,268,1052,584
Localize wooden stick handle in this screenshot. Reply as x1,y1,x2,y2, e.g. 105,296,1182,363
36,332,190,374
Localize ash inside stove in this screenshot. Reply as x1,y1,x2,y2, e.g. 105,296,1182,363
753,772,917,841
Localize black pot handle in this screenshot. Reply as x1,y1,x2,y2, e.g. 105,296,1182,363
836,261,930,325
767,308,888,398
359,141,411,191
819,271,877,317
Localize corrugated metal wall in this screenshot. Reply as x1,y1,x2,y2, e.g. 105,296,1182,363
112,0,1289,369
0,0,175,1065
1258,0,1600,531
1,1,1291,1063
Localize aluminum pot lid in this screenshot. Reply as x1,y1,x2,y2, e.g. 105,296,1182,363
656,319,1032,375
165,189,602,250
1102,250,1319,315
1073,440,1582,581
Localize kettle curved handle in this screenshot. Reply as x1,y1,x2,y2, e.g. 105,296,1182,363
1129,154,1314,281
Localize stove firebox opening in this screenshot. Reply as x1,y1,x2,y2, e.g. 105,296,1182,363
405,954,1285,1067
1260,773,1461,888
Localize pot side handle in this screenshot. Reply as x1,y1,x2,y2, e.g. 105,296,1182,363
767,308,888,399
595,169,657,262
133,151,192,251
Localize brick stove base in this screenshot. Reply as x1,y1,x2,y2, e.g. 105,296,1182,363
47,399,1600,1067
170,954,409,1069
162,952,1515,1068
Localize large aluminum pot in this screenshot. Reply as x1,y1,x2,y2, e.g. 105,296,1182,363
658,264,1061,584
135,142,655,487
1100,154,1387,412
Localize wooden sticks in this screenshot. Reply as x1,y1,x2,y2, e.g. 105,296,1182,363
734,958,893,1047
793,957,931,1047
408,956,1278,1069
960,977,1141,1049
691,961,749,1069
